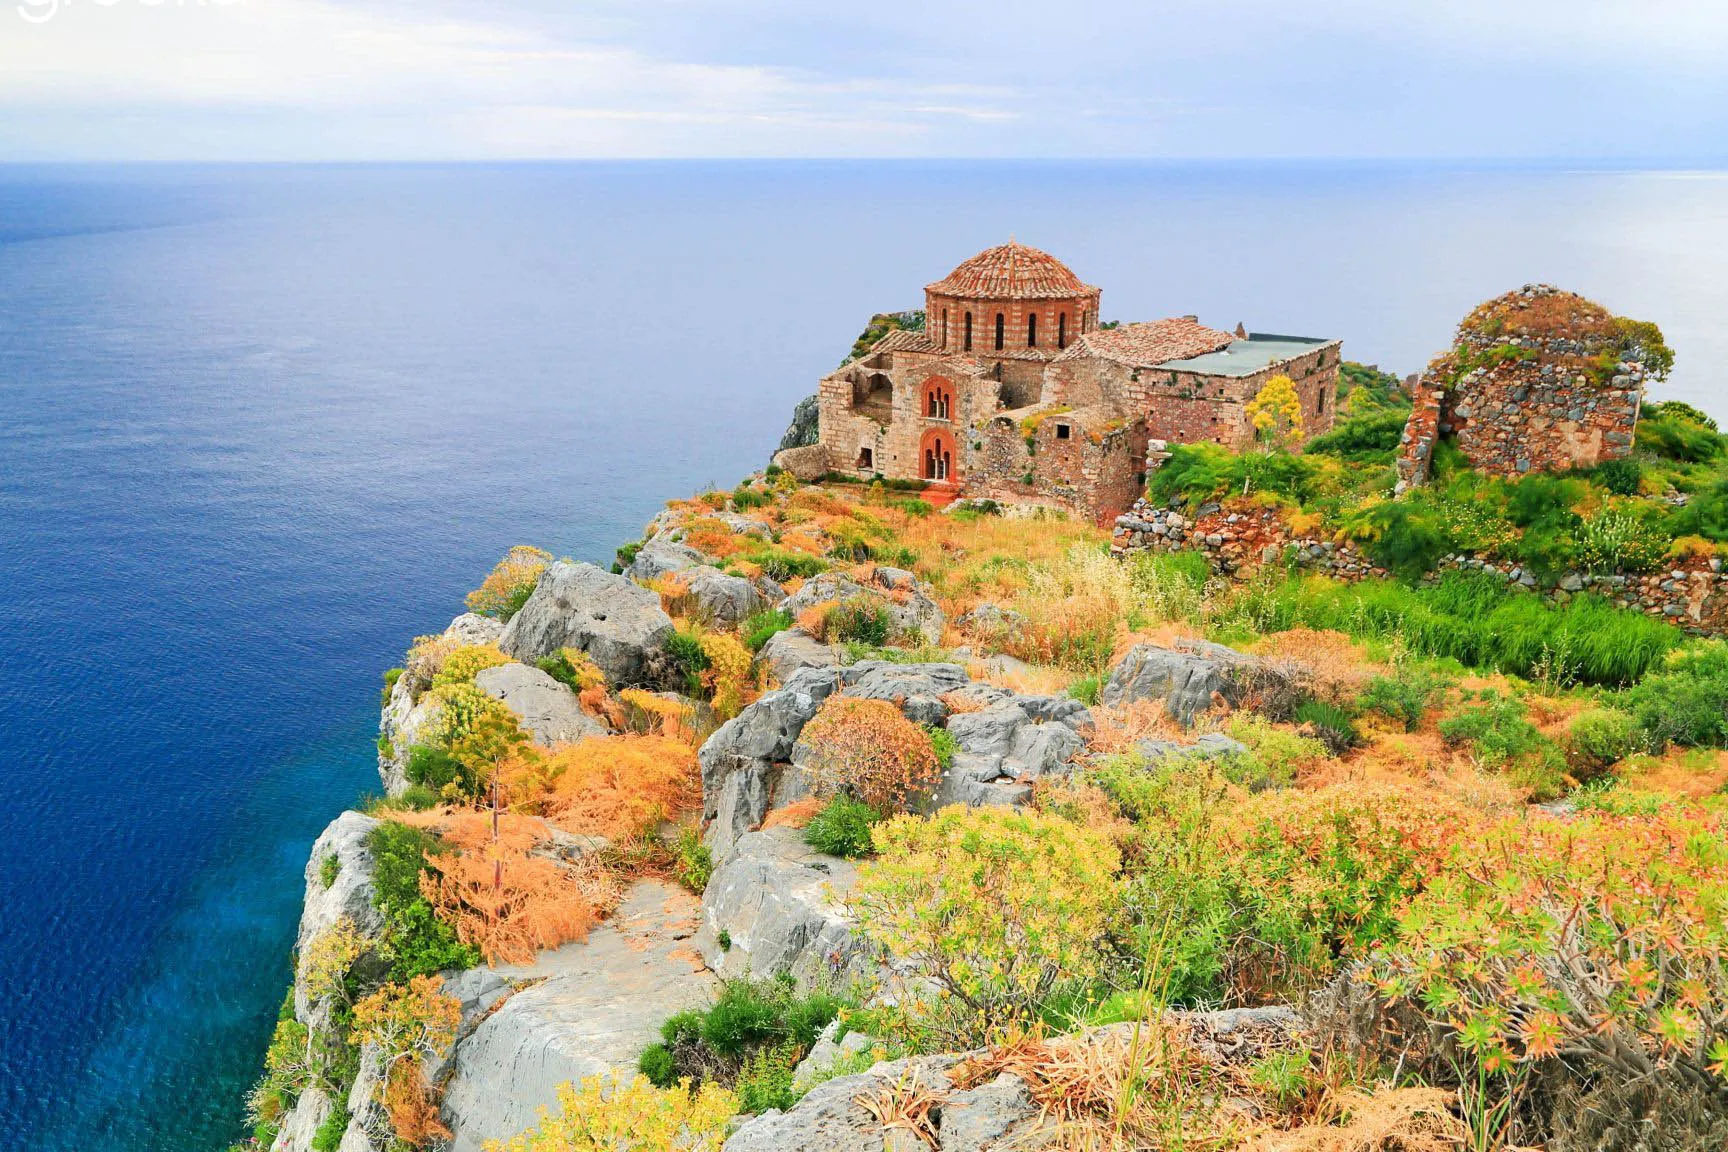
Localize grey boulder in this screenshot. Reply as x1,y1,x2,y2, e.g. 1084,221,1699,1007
1102,638,1259,725
474,662,609,746
698,827,868,992
499,560,674,687
293,812,383,1021
624,539,703,583
758,627,840,683
780,570,945,646
682,565,772,627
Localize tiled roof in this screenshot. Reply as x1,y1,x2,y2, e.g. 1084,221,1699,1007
1058,318,1235,369
872,328,941,355
926,241,1098,301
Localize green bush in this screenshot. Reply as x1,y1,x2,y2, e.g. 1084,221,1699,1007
319,853,340,889
742,608,793,653
672,824,713,893
1293,698,1358,754
1586,457,1644,497
1067,674,1103,705
735,547,827,583
925,725,957,770
404,744,481,797
803,795,882,858
1437,690,1568,797
310,1100,349,1152
1222,715,1328,790
1637,403,1724,463
637,1041,676,1088
1357,668,1453,731
890,497,933,517
1150,443,1320,508
1303,407,1410,461
666,627,710,693
367,822,481,981
381,667,403,706
734,1045,799,1114
1578,506,1668,573
732,484,773,511
1566,707,1642,777
826,597,892,645
1622,640,1728,748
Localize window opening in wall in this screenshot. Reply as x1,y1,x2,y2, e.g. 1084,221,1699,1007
941,308,949,348
1055,423,1070,440
1057,313,1067,348
1027,313,1037,347
963,312,973,351
857,447,873,470
1317,392,1326,414
994,313,1004,351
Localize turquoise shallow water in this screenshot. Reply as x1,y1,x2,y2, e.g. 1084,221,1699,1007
1,160,1725,1152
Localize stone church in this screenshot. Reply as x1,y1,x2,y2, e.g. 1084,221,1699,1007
779,242,1341,523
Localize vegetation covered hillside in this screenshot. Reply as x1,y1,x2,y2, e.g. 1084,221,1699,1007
248,449,1728,1152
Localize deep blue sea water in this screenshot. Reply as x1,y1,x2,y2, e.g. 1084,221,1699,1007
2,161,1726,1152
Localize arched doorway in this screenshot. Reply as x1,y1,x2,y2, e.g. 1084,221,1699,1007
919,428,956,482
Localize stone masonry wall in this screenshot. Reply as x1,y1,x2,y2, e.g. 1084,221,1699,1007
1394,385,1444,492
968,411,1145,524
1111,497,1728,636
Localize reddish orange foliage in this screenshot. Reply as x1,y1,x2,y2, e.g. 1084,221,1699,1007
382,1057,450,1146
798,695,939,813
500,735,700,842
761,797,824,830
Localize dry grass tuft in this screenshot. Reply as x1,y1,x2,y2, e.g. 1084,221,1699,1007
854,1066,946,1150
965,658,1076,697
761,797,824,830
1244,1086,1464,1152
1088,699,1187,755
1253,629,1380,707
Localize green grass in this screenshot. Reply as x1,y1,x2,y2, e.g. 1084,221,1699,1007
1222,571,1680,687
803,795,882,858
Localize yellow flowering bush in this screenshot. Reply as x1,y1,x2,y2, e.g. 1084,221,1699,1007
431,644,510,690
698,631,753,721
485,1073,736,1152
851,805,1121,1046
466,545,551,620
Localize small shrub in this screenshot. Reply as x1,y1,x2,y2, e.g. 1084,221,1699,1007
1292,697,1358,754
1623,640,1728,749
405,744,479,798
1067,674,1102,705
367,821,482,981
1357,668,1453,731
1223,714,1329,789
732,484,772,511
537,647,605,693
466,545,551,621
1565,706,1641,777
1438,690,1568,798
826,597,893,645
852,805,1120,1046
431,644,509,690
802,795,882,858
796,696,940,812
734,1044,799,1114
741,608,793,653
503,735,699,842
925,725,957,771
486,1073,735,1152
637,1042,676,1088
665,627,710,693
319,853,341,889
309,1101,349,1152
699,631,753,720
382,667,404,705
1579,505,1667,573
672,825,713,893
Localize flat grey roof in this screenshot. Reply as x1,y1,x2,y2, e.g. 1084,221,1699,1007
1157,333,1334,377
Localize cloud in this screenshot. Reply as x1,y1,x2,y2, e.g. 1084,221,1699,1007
0,0,1725,159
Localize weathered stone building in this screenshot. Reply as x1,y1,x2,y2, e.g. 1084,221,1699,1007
1397,284,1650,490
784,242,1340,523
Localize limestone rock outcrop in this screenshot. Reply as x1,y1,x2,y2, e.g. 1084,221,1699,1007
439,881,715,1152
499,560,674,686
780,568,945,646
697,826,868,992
473,661,609,746
1102,638,1259,725
757,627,840,683
623,539,703,583
377,613,503,794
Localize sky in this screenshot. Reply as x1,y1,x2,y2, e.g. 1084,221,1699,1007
2,0,1727,162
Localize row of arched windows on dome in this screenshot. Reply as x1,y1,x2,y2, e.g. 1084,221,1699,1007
941,306,1078,353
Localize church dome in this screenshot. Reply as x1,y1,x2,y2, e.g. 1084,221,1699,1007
926,241,1096,300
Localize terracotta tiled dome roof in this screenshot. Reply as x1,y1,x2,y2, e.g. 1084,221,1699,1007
927,241,1096,300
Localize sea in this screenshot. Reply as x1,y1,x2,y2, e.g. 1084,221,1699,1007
1,160,1726,1151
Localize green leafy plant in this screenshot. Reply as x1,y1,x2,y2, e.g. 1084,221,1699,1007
802,794,883,858
826,597,893,645
1358,667,1454,731
741,608,794,653
367,822,482,982
1438,690,1568,798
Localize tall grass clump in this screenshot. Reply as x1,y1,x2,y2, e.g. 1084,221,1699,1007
1225,572,1678,686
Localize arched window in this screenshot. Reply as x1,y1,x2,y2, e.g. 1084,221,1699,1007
1057,313,1067,349
1316,391,1326,415
941,308,949,349
963,312,972,352
1027,313,1037,348
994,313,1004,351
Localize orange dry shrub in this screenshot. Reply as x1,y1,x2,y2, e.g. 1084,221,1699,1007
1253,628,1378,708
938,690,988,716
579,684,626,729
795,599,838,641
393,809,623,966
650,571,694,617
777,529,829,557
403,632,463,696
502,734,700,842
680,518,748,559
797,695,939,813
761,797,824,830
1088,699,1186,755
964,657,1074,697
382,1057,450,1146
619,688,696,744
